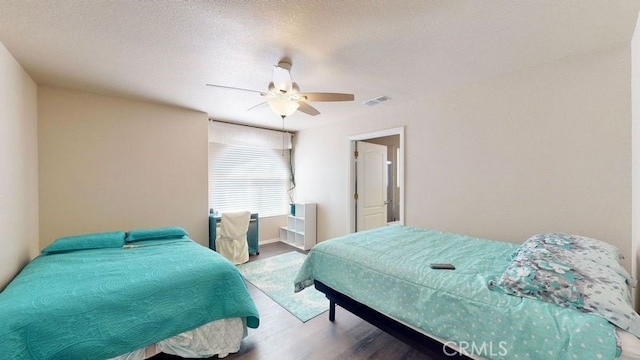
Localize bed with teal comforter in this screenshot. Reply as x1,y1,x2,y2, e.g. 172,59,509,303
0,237,259,359
294,225,621,359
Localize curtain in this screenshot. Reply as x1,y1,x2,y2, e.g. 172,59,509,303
208,121,292,149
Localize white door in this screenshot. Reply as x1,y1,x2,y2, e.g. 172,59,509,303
356,141,388,231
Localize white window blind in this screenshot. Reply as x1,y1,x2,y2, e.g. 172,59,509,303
208,142,291,217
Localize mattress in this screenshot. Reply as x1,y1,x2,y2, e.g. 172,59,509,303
295,225,624,359
619,329,640,360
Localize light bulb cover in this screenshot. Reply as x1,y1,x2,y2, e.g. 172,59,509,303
268,98,299,117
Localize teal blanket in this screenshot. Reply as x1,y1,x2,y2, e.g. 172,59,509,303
0,238,259,359
294,225,619,360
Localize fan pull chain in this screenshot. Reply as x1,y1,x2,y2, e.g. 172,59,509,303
282,115,286,157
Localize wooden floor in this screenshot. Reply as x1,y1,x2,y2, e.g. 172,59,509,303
154,242,429,360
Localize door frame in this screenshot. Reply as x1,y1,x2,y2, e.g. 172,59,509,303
348,126,405,233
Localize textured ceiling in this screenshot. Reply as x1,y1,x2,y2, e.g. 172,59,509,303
0,1,639,131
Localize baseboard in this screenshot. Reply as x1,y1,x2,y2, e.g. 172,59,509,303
259,238,281,245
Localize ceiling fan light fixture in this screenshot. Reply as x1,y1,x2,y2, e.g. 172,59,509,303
207,59,354,118
268,97,299,117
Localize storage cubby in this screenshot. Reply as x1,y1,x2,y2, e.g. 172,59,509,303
280,203,316,250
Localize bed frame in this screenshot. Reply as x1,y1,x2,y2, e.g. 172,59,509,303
314,280,472,359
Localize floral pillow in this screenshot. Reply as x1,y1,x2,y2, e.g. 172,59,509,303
489,245,640,337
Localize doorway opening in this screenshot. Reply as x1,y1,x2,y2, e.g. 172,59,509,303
348,127,404,233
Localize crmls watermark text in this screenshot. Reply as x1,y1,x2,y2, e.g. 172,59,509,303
443,341,509,357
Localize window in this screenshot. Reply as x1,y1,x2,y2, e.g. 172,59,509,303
208,121,293,217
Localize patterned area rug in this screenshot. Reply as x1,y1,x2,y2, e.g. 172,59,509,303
237,251,329,322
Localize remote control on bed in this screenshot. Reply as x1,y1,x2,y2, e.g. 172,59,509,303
430,263,455,270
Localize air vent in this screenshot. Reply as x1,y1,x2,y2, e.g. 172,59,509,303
363,96,391,106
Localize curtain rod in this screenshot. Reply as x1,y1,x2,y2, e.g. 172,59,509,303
208,119,294,136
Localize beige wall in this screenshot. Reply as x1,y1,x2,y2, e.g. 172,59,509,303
38,87,209,247
259,215,287,242
0,42,39,290
632,12,640,297
296,47,633,271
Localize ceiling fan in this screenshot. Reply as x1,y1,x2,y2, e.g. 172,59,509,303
206,60,354,118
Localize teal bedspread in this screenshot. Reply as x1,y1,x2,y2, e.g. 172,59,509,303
0,238,259,359
294,225,619,360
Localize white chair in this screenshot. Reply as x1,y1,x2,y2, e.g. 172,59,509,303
215,211,250,264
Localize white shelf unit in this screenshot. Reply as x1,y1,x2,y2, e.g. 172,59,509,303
280,203,316,250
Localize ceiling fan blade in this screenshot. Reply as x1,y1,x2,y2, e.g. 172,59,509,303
273,63,292,94
247,101,269,112
296,100,321,116
206,84,268,96
299,92,355,102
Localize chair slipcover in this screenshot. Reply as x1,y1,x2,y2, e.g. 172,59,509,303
215,211,250,264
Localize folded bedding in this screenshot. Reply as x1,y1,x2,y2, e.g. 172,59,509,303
295,225,624,360
490,232,640,338
0,236,259,359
